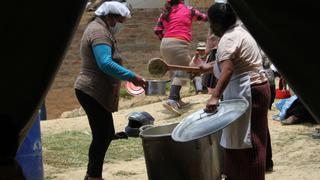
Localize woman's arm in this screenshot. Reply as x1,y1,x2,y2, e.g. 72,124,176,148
205,59,234,112
213,59,234,98
93,44,146,88
154,15,165,40
92,44,136,81
190,7,208,22
199,61,215,74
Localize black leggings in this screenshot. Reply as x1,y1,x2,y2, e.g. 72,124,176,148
75,89,115,178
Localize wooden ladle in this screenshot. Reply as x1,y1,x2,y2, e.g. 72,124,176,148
148,57,202,77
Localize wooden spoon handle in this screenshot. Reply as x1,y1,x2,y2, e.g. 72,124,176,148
167,64,202,73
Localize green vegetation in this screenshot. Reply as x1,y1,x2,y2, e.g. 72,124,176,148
42,131,144,169
45,175,56,180
120,88,133,99
113,170,137,176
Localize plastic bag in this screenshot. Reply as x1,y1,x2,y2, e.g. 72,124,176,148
275,95,298,120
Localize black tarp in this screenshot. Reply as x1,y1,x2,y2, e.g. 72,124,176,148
229,0,320,123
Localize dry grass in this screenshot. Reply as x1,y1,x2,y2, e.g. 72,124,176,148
42,131,144,169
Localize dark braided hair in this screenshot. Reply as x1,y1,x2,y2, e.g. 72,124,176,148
162,0,183,22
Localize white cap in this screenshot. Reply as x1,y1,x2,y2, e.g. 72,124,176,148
95,1,131,18
196,42,206,50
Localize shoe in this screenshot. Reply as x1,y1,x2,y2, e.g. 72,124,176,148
266,160,274,172
221,174,228,180
113,131,129,140
312,132,320,139
88,177,104,180
266,165,273,172
272,114,281,121
85,174,104,180
163,100,181,115
178,100,190,108
312,128,320,139
281,115,299,125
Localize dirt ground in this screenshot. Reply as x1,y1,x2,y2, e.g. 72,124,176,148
41,93,320,180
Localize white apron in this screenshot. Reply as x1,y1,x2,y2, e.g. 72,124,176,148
214,62,252,149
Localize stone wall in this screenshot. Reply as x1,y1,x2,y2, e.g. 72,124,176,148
45,1,213,119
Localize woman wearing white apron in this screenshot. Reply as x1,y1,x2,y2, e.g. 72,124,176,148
201,3,271,179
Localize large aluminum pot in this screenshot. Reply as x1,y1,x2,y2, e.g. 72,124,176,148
145,80,170,96
139,123,224,180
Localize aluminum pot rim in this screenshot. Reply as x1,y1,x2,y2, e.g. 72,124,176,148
146,79,170,83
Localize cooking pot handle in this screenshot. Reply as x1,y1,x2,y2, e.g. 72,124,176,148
201,108,218,118
139,124,154,132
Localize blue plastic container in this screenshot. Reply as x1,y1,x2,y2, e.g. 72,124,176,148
16,114,44,180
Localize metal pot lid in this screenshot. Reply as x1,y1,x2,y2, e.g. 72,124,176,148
171,99,249,142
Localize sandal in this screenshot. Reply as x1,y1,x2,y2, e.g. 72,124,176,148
163,100,181,115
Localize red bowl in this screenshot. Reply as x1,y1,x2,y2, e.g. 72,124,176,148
125,81,145,96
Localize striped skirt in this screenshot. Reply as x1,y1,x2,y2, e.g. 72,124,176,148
223,82,271,180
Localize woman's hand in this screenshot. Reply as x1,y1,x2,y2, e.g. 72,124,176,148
131,74,146,89
198,62,214,74
204,89,220,113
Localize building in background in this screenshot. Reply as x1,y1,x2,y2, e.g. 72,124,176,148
45,0,213,119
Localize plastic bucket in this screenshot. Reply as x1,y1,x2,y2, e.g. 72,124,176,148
139,123,223,180
15,115,44,180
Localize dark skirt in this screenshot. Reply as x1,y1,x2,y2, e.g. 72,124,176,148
223,82,270,180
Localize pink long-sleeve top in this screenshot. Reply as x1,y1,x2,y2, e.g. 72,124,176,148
154,3,208,42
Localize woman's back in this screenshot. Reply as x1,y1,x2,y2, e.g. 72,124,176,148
154,2,207,42
217,23,267,85
162,4,192,41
